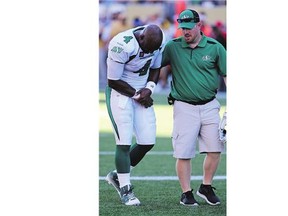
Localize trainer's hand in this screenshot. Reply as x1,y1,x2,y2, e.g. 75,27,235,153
135,88,153,108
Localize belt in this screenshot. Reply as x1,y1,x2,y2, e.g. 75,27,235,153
177,96,215,105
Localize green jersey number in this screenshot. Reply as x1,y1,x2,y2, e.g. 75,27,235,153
123,36,133,44
121,35,151,76
134,60,151,76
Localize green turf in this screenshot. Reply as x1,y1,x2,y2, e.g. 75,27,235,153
99,180,226,216
100,153,226,177
99,90,227,216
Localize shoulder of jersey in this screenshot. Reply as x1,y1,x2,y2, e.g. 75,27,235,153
111,29,137,53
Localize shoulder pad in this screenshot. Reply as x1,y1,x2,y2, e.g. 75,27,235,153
110,32,136,53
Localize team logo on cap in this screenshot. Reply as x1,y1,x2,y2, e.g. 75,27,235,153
182,15,191,19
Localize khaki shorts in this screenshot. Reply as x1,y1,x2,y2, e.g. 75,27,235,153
172,99,224,159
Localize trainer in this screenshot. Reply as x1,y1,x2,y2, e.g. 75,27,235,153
161,9,226,206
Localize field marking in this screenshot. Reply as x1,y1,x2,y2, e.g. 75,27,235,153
99,151,226,155
100,151,173,155
99,175,226,181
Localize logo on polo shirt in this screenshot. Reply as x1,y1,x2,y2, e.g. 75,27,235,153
202,55,212,61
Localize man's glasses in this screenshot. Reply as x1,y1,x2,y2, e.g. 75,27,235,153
177,18,197,23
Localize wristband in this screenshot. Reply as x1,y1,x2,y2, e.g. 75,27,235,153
145,81,156,94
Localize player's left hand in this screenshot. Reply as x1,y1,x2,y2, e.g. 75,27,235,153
135,88,153,108
141,96,153,108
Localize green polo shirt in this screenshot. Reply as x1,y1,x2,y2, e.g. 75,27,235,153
161,33,226,102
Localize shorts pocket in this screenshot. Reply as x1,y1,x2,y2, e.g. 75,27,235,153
171,131,179,140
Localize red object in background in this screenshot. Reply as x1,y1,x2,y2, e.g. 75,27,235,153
173,0,186,38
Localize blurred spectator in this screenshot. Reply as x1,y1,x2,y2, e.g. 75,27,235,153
200,0,226,7
199,11,213,37
200,0,216,8
161,16,175,41
211,21,226,48
99,4,108,88
158,16,175,90
133,17,145,27
99,4,130,88
211,20,226,92
145,13,163,26
105,13,130,40
173,0,187,38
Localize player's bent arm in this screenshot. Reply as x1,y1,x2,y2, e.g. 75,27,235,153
107,56,137,98
108,79,137,98
148,68,160,84
135,67,160,107
142,68,160,95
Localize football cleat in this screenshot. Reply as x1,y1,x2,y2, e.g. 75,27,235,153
106,170,121,197
120,184,141,206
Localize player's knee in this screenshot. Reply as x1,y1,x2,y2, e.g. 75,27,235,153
139,144,154,153
116,145,130,155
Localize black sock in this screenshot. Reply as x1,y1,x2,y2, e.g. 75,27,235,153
129,144,154,167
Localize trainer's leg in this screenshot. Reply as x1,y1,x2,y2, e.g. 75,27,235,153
203,152,221,184
198,99,223,184
129,144,154,167
176,158,192,192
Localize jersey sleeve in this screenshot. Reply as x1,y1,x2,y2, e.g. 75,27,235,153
106,36,130,80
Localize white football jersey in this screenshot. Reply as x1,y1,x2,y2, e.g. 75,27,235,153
107,25,165,90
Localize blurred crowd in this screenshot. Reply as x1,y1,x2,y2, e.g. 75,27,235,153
99,0,226,6
99,0,227,92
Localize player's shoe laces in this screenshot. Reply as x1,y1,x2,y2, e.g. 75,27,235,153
120,184,141,206
196,184,220,205
105,171,121,197
180,189,199,206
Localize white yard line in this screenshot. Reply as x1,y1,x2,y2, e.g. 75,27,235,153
100,151,173,155
99,151,226,155
99,175,226,181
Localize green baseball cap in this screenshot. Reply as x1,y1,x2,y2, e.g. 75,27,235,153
177,9,200,29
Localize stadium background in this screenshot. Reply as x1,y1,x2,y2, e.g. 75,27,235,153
99,0,226,92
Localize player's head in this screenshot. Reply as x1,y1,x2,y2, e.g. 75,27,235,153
177,9,200,29
138,24,163,54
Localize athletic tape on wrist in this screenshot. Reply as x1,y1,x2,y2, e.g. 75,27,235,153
145,81,156,94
